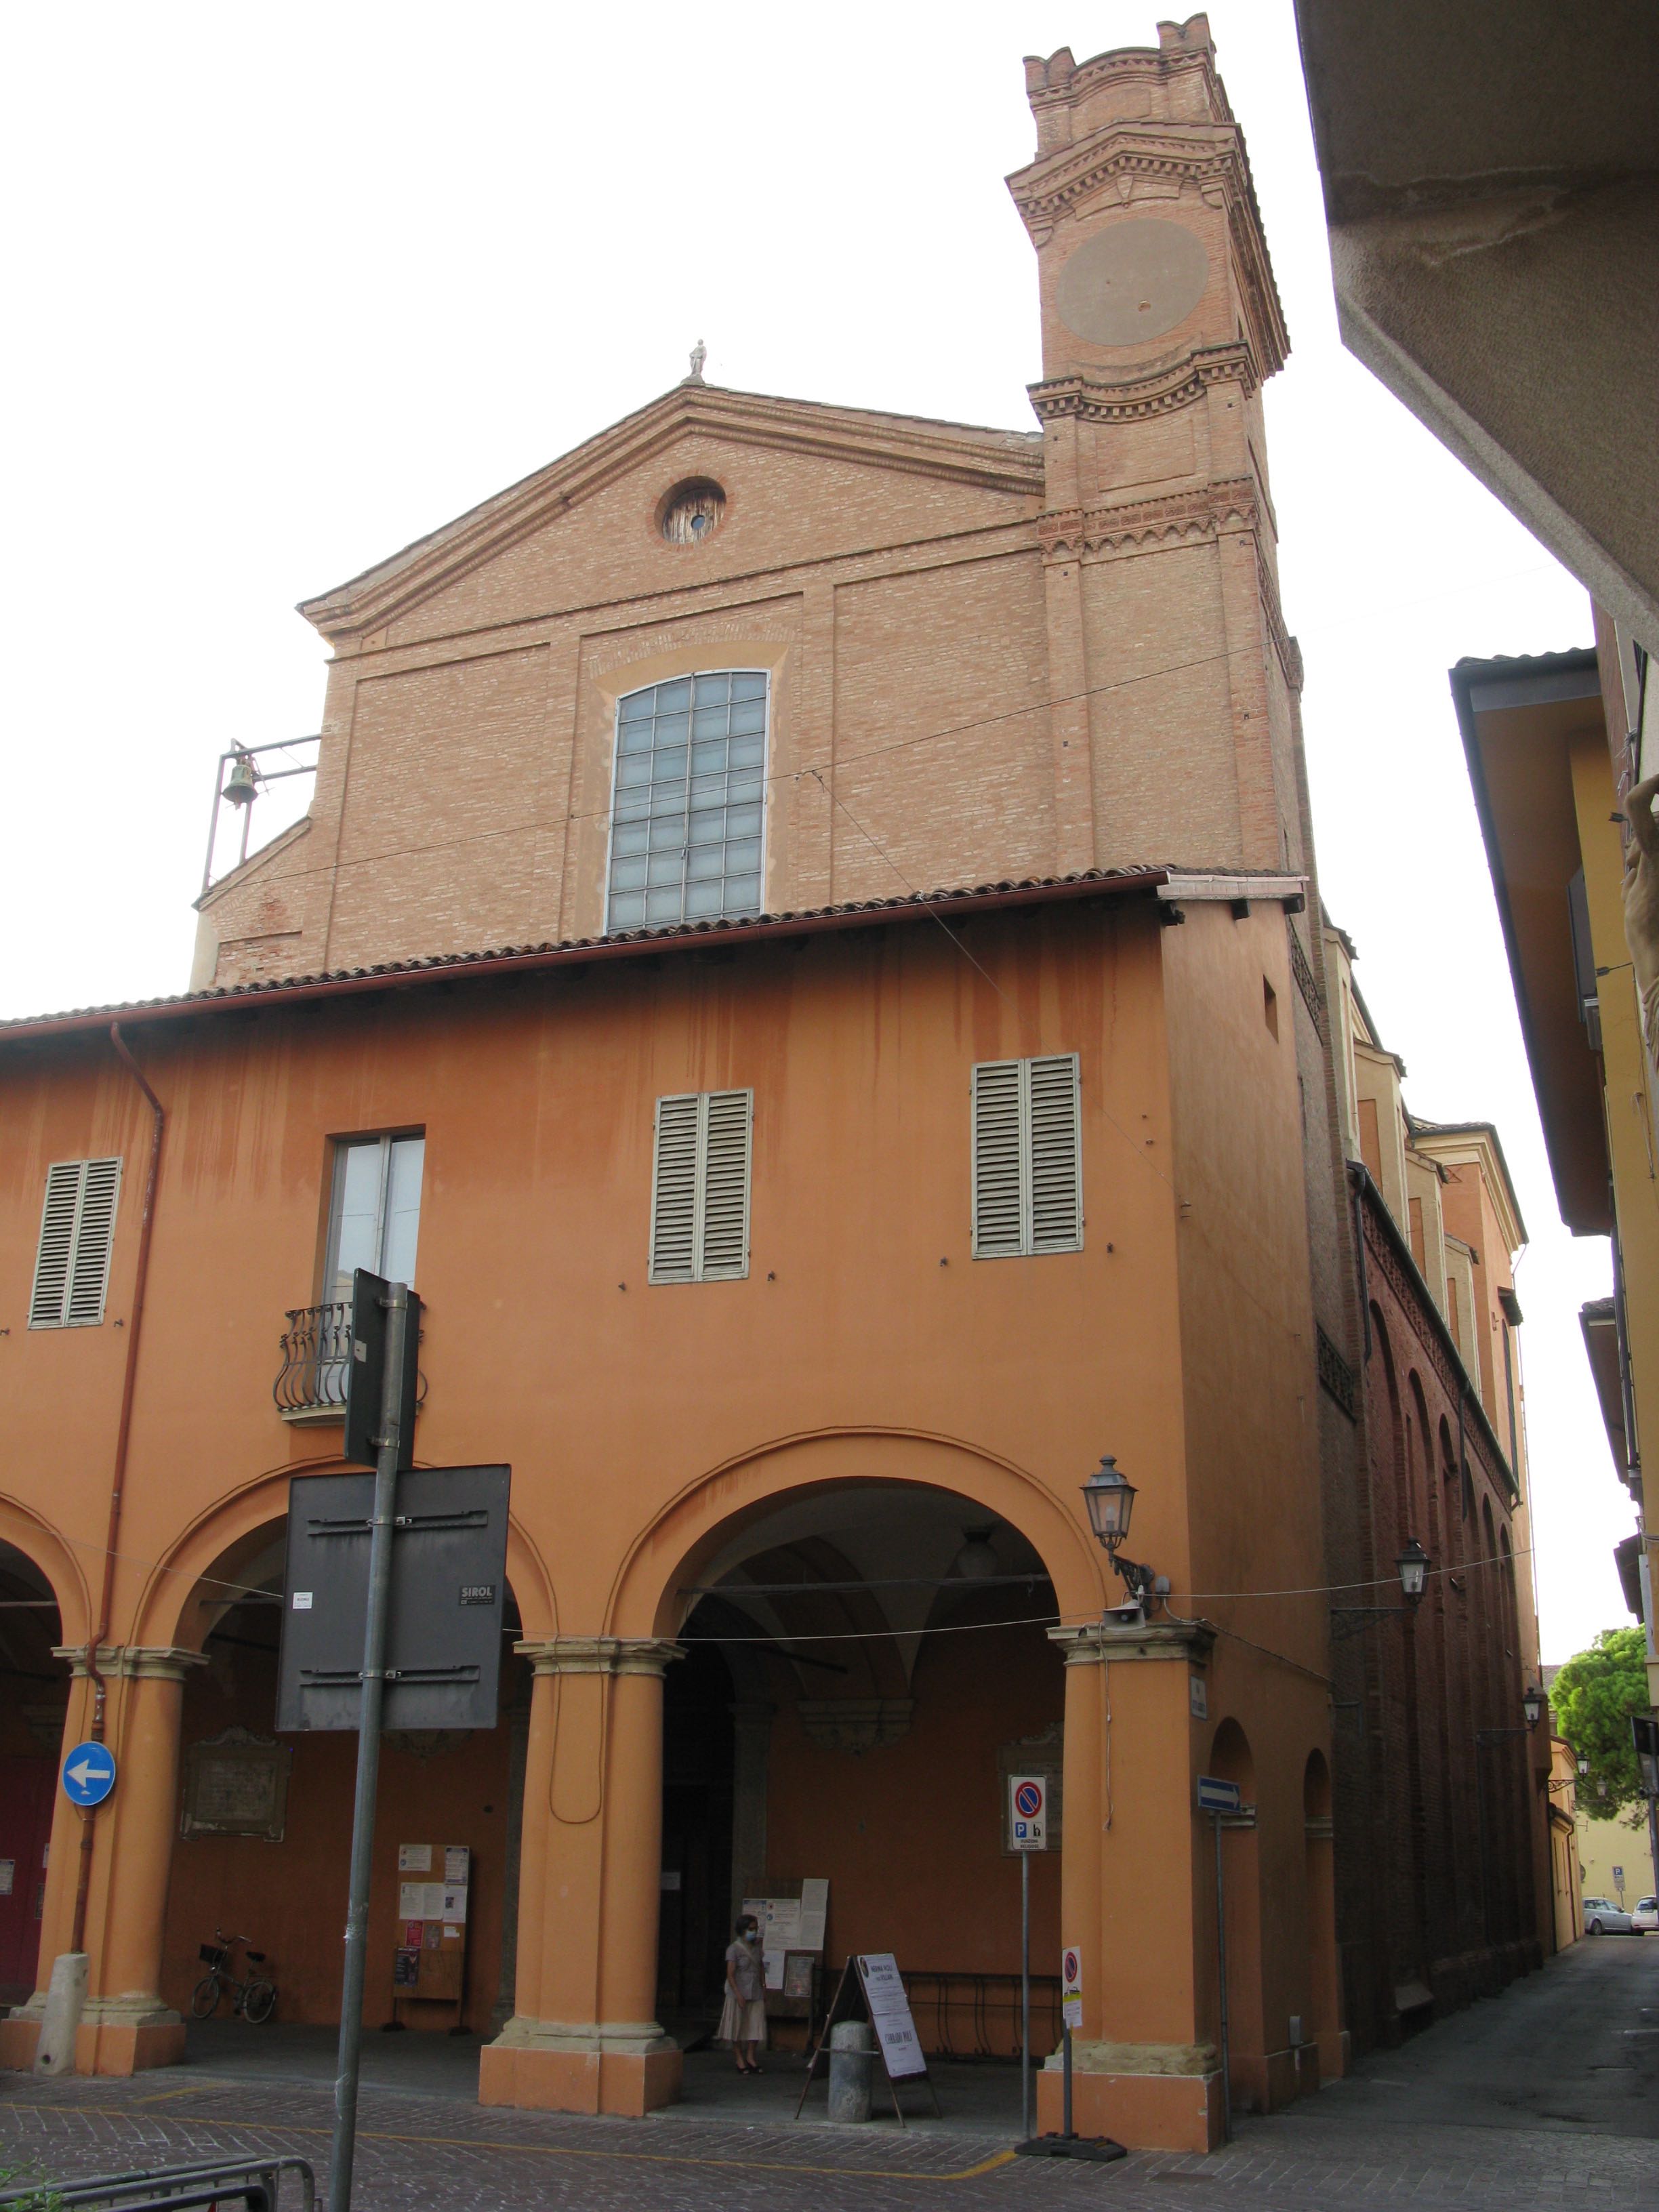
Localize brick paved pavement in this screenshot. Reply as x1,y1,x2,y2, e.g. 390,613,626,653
3,1938,1656,2210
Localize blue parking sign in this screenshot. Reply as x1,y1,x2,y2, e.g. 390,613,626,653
62,1740,117,1807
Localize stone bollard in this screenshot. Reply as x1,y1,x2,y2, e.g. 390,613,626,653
35,1952,89,2076
827,2018,874,2123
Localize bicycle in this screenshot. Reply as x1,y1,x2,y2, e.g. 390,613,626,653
191,1929,277,2024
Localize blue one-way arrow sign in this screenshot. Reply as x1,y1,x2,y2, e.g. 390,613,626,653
1195,1774,1241,1817
62,1740,117,1807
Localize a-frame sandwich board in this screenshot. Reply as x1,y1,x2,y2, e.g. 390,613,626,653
794,1954,941,2127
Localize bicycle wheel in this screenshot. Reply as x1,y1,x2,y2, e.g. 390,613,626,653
190,1974,222,2020
242,1980,276,2026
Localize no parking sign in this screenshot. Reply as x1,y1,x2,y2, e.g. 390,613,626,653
1061,1944,1083,2029
1009,1774,1048,1851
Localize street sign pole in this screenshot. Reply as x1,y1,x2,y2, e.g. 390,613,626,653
1213,1807,1231,2146
1020,1848,1031,2141
327,1279,409,2212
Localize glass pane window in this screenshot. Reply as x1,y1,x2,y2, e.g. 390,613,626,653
606,671,768,931
326,1134,425,1300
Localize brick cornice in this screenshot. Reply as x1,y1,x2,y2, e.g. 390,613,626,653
1038,476,1260,562
1029,341,1259,428
1009,123,1242,243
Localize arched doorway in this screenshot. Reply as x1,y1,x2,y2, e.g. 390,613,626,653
158,1511,532,2044
649,1470,1070,2084
1208,1718,1265,2112
0,1539,68,2005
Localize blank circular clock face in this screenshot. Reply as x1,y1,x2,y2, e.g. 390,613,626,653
1054,219,1210,347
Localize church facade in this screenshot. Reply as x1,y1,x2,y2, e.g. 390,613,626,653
0,19,1546,2152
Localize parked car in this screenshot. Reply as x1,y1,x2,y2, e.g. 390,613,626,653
1582,1896,1634,1934
1632,1896,1658,1935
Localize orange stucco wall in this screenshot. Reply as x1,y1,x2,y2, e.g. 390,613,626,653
1,888,1339,2139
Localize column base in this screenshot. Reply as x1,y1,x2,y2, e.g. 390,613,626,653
0,1994,184,2077
480,2017,682,2116
1038,2041,1225,2153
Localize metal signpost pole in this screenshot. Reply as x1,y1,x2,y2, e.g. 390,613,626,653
1020,1847,1031,2142
1061,2020,1073,2139
327,1281,409,2212
1214,1809,1231,2146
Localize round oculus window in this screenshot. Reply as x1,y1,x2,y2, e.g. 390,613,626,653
1054,220,1209,347
661,480,725,546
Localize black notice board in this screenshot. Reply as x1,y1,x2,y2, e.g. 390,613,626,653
276,1464,510,1731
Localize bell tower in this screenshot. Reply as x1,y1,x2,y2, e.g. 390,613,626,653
1007,17,1298,877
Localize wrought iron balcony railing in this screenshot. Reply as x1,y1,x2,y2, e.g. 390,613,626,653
274,1300,428,1422
274,1301,352,1418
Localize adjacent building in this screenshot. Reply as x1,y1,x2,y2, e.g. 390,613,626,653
1321,933,1557,2036
1453,649,1659,1729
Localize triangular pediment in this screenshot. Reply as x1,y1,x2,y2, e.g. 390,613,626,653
299,382,1043,644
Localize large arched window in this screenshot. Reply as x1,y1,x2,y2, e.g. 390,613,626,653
606,670,768,929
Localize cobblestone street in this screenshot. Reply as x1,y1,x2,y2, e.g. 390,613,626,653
5,1940,1658,2210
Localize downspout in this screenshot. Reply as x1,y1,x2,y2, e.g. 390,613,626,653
67,1023,165,1957
1350,1166,1372,1362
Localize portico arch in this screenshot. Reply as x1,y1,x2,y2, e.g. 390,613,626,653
0,1508,77,2028
97,1463,557,2045
131,1457,558,1652
608,1425,1105,1638
489,1427,1098,2121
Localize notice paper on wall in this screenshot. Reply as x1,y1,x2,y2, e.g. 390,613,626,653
798,1877,829,1952
743,1896,800,1991
397,1844,432,1873
441,1885,468,1924
444,1845,470,1883
857,1953,926,2078
398,1882,447,1921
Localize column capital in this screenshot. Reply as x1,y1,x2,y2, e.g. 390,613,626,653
1047,1618,1214,1666
52,1645,209,1683
515,1636,684,1679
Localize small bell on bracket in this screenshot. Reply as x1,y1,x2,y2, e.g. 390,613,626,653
222,752,260,808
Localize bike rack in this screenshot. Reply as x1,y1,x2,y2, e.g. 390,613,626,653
0,2155,314,2211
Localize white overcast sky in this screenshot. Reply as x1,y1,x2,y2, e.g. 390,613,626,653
0,2,1625,1662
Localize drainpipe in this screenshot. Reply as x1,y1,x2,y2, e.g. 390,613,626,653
66,1024,165,1956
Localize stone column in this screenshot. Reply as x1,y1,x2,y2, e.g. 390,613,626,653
728,1701,775,1923
1041,1619,1223,2154
489,1671,533,2034
481,1637,683,2118
3,1646,207,2076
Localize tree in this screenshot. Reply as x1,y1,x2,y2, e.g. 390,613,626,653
1551,1626,1650,1821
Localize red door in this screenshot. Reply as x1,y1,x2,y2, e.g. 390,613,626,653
0,1758,56,2001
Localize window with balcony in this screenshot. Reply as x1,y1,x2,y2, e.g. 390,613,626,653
606,671,767,930
276,1132,424,1420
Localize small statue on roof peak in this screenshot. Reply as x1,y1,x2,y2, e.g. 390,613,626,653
685,339,707,386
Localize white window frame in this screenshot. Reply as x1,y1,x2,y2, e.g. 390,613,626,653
323,1132,425,1298
28,1157,123,1328
971,1054,1082,1258
649,1090,753,1284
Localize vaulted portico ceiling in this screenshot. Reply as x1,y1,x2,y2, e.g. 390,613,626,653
298,382,1045,645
